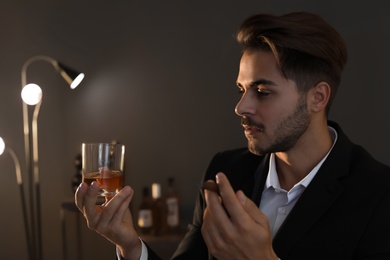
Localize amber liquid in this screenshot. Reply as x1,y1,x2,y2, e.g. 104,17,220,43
83,170,123,196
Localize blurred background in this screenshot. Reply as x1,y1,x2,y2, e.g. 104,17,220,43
0,0,389,259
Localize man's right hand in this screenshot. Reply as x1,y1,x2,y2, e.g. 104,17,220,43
75,181,142,260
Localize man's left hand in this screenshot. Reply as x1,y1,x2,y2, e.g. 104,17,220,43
201,172,278,260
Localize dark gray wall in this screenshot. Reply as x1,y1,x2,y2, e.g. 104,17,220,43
0,0,389,259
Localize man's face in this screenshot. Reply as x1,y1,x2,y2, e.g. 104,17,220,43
235,50,310,155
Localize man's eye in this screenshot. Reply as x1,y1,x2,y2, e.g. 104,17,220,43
257,89,270,96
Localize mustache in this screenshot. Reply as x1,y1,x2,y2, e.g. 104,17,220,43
240,117,265,130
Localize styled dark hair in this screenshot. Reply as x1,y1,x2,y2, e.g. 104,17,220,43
236,12,348,114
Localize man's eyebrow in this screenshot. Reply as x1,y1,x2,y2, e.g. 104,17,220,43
249,79,277,87
236,79,277,88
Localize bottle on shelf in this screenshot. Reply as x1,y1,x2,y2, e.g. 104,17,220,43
151,183,166,236
165,177,180,233
137,186,153,234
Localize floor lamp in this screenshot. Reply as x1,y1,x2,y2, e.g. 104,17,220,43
0,137,32,259
21,55,85,260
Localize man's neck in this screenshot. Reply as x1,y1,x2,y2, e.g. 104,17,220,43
274,123,333,191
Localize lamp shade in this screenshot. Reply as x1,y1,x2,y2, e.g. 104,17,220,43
56,62,85,89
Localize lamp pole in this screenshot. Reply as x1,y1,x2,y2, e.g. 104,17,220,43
0,137,32,260
21,56,48,260
21,55,84,260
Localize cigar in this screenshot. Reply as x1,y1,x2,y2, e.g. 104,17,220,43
201,181,220,195
200,181,229,216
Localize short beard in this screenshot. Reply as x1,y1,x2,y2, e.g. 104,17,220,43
248,95,310,155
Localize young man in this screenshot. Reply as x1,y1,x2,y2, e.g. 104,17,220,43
76,12,390,259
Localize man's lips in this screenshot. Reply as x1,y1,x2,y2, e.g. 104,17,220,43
242,125,262,135
241,117,264,136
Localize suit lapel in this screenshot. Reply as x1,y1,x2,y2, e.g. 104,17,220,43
272,166,345,257
250,154,270,205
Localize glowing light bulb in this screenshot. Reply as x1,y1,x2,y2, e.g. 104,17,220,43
21,83,43,105
0,137,5,155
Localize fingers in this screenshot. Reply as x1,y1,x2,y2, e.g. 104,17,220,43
202,176,234,248
202,180,249,259
84,181,100,214
216,173,269,227
201,188,227,255
202,173,242,226
75,182,88,212
202,173,276,259
75,181,134,232
98,186,133,229
215,173,247,223
75,182,140,258
204,187,230,222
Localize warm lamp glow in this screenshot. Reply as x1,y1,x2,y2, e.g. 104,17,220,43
0,137,5,155
70,73,85,89
21,83,43,105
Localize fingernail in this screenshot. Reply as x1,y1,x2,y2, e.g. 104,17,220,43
90,181,99,190
237,191,247,205
215,172,222,183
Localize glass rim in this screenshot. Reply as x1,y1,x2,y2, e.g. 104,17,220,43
82,142,125,147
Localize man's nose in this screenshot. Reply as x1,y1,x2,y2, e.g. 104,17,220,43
235,92,255,116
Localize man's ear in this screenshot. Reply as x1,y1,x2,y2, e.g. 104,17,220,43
309,81,331,113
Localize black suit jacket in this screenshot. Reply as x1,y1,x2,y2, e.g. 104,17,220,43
147,122,390,259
